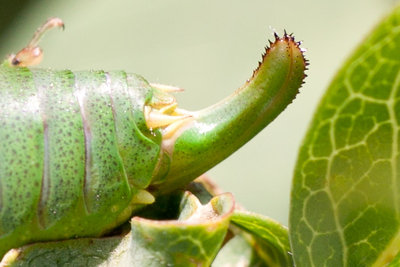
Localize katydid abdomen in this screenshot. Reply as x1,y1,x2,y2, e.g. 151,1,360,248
0,66,167,255
0,27,307,257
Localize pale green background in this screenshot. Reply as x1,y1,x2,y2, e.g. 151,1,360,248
0,0,397,225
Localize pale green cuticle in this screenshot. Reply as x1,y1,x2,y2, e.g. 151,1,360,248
0,66,163,257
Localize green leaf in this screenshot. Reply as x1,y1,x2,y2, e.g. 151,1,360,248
212,234,267,267
387,251,400,267
229,210,293,266
290,6,400,267
129,192,234,266
1,192,234,267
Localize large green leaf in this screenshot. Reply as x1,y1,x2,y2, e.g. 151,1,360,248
388,251,400,267
290,6,400,267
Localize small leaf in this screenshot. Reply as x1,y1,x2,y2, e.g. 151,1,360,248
290,6,400,266
129,192,234,266
1,192,234,267
229,210,293,266
212,234,267,267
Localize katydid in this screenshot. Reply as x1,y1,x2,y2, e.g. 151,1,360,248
0,18,306,258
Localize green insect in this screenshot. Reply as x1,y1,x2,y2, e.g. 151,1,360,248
0,18,306,258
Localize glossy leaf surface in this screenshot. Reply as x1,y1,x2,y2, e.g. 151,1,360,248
290,6,400,267
212,234,267,267
230,210,292,266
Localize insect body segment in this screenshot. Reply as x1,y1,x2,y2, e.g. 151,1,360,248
0,63,181,256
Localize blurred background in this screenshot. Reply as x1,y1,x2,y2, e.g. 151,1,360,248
0,0,397,225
